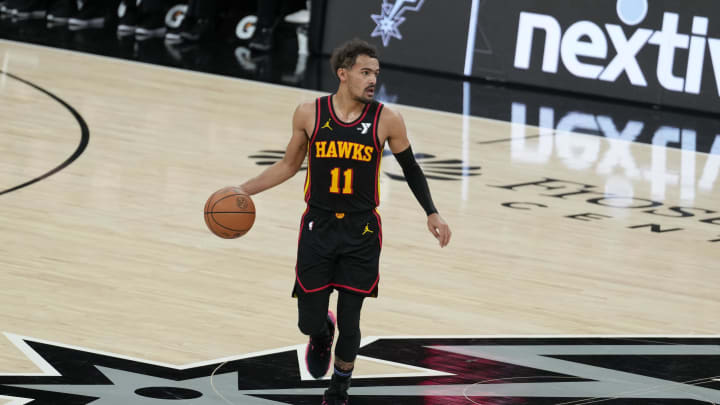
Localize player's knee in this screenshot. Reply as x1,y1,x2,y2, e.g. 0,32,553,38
334,332,361,362
337,318,360,339
297,313,327,336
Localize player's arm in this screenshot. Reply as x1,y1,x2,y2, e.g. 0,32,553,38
237,102,312,195
383,107,451,248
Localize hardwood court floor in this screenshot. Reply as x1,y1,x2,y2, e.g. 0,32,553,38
0,40,719,403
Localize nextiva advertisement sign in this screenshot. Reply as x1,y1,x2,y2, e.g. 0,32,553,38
502,0,720,114
321,0,720,114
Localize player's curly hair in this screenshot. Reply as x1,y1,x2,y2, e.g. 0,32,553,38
330,39,379,79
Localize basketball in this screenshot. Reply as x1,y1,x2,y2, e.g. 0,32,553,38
204,187,256,239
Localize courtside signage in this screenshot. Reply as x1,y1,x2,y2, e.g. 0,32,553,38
321,0,720,114
506,0,720,113
514,7,720,96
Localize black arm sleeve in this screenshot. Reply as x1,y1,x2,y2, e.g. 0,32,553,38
393,145,438,216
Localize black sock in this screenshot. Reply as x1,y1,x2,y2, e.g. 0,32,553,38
333,366,353,382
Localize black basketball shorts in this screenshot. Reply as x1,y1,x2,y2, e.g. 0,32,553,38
292,206,382,298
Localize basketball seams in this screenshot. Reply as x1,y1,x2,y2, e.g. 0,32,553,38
209,213,250,234
210,193,252,212
205,188,255,238
204,211,255,214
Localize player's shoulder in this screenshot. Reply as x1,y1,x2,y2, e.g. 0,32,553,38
378,104,405,129
294,99,316,116
293,99,317,126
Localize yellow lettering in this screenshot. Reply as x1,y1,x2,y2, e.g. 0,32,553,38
315,141,326,158
363,146,373,161
337,141,353,159
352,143,364,161
326,141,338,158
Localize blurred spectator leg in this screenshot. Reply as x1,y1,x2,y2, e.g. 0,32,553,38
68,0,107,29
14,0,48,19
178,0,216,42
47,0,77,25
249,0,280,52
117,0,138,36
136,0,170,39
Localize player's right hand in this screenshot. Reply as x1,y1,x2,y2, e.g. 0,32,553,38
427,213,451,248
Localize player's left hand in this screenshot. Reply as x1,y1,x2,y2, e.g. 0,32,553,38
427,213,451,248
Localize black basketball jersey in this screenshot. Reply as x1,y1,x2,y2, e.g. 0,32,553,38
304,95,384,213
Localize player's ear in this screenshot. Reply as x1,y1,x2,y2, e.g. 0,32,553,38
337,67,347,82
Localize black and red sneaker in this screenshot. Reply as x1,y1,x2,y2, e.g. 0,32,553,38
305,310,336,379
322,372,350,404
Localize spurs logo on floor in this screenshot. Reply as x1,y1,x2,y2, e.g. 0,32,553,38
249,150,481,181
0,334,718,404
371,0,426,47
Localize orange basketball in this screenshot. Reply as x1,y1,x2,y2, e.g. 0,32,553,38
204,187,256,239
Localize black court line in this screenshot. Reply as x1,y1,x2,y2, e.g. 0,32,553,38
477,134,540,145
0,70,89,196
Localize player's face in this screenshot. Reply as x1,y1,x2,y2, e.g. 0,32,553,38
346,55,380,104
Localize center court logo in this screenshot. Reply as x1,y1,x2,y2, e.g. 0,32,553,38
514,0,720,95
0,334,718,404
370,0,425,47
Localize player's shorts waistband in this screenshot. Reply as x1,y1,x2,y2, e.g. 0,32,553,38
306,205,377,219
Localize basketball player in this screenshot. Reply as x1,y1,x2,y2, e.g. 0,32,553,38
236,38,451,404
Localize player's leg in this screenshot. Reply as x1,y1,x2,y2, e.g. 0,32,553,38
297,289,335,379
294,208,337,379
323,290,364,403
322,211,380,403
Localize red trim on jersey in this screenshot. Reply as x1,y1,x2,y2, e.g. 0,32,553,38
327,95,371,127
332,279,380,294
372,103,384,206
373,209,383,248
310,97,322,143
295,280,380,295
304,98,322,203
294,206,311,286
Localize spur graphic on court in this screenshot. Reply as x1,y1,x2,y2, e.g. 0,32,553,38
1,334,719,404
248,149,481,181
370,0,425,47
